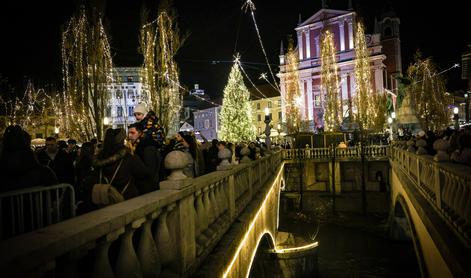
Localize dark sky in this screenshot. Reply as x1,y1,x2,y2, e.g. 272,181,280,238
1,0,470,97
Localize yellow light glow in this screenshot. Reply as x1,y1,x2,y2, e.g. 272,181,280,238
223,162,284,278
274,241,319,253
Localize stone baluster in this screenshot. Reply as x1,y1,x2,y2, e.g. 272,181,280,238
138,212,161,278
202,187,216,239
160,151,192,190
216,180,227,217
194,190,209,254
156,205,176,266
217,148,233,170
433,139,450,162
92,228,124,278
407,139,416,153
115,220,144,278
415,139,428,155
240,146,251,163
209,184,221,224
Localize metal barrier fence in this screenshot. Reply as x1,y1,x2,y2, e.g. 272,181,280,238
282,145,389,160
0,183,75,240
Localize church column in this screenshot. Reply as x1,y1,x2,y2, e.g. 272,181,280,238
307,78,314,121
314,36,320,59
341,73,348,117
305,30,311,59
375,66,383,94
348,20,354,50
298,32,304,60
339,22,345,51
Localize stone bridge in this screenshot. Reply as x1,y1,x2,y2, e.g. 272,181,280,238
0,146,470,277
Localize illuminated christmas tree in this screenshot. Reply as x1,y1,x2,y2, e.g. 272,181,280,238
219,62,256,142
320,30,342,132
140,1,183,136
284,37,301,133
354,22,378,131
61,6,113,140
406,52,449,131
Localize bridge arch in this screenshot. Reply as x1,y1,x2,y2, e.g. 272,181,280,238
247,233,278,277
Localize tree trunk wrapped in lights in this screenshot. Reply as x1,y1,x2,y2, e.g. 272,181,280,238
219,62,256,142
354,22,382,131
320,30,342,132
406,53,449,131
284,37,301,133
140,2,183,136
61,7,113,140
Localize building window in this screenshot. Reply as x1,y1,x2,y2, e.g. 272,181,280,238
116,90,122,99
106,106,112,117
314,95,321,107
278,111,282,121
268,101,272,108
256,103,260,110
117,106,123,117
257,114,261,122
128,106,134,116
278,100,282,107
204,119,210,129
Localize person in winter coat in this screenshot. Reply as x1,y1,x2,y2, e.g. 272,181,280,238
81,128,151,212
0,125,58,193
128,123,161,192
74,142,95,200
37,137,74,184
133,103,166,148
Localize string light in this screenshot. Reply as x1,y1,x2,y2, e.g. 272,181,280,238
283,37,301,132
320,30,342,132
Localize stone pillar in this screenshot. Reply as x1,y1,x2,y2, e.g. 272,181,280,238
348,20,354,49
160,151,192,190
217,148,233,170
433,139,450,162
339,21,345,51
329,162,342,194
305,30,311,59
415,139,428,155
240,146,251,163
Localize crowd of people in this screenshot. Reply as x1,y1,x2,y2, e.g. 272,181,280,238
0,103,275,215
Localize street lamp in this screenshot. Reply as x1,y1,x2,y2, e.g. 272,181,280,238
264,107,271,151
54,126,59,137
453,106,460,130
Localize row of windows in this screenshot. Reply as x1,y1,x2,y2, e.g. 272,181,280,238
257,111,282,122
106,106,135,117
109,85,137,89
255,100,282,110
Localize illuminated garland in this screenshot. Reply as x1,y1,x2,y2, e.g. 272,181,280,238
284,37,301,133
320,30,342,132
140,7,183,136
219,62,256,142
353,22,376,131
61,6,113,140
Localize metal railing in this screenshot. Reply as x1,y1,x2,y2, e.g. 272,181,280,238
0,183,75,240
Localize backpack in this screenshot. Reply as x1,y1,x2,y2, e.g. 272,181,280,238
91,160,130,206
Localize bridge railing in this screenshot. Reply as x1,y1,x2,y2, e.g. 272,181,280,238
282,145,389,160
390,147,471,243
0,151,282,277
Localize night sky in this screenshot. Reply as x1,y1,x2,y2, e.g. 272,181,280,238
1,0,470,98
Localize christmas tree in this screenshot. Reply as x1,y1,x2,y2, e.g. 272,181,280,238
219,62,256,142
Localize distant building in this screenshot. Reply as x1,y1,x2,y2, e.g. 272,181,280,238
278,7,402,130
106,67,147,129
182,84,215,128
193,106,221,141
249,84,282,137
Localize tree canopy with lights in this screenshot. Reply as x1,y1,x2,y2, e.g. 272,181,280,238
219,62,256,142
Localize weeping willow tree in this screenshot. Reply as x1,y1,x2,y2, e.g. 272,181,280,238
320,30,342,132
407,52,449,131
219,62,256,142
61,6,113,140
284,37,301,133
140,1,184,136
354,21,383,131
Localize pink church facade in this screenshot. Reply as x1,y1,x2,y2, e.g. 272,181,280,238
278,8,402,131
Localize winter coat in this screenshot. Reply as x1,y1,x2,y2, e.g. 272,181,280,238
134,137,162,192
81,148,152,212
37,149,74,184
0,149,58,193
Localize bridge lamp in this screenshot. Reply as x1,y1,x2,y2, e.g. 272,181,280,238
391,112,396,120
387,117,393,124
103,116,110,125
54,126,59,135
453,107,460,130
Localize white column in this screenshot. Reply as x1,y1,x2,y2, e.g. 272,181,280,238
375,67,383,94
314,36,320,58
341,73,348,117
307,79,313,120
298,33,303,60
300,80,306,120
339,22,345,51
280,82,287,123
305,31,311,59
348,20,354,49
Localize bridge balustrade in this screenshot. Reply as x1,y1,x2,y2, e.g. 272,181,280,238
282,145,389,160
390,147,471,243
0,151,282,277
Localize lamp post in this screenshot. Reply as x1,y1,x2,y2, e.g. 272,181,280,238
264,107,271,151
453,107,460,130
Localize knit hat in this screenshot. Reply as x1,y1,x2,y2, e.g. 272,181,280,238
134,103,148,115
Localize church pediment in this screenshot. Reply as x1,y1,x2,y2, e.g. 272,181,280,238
298,9,351,27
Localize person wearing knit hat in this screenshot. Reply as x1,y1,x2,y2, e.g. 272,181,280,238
134,103,148,121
